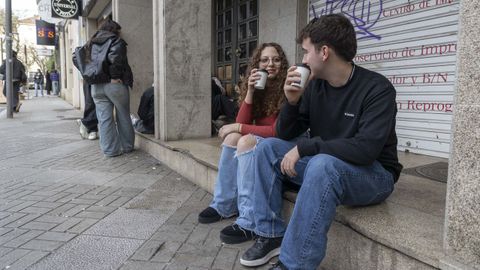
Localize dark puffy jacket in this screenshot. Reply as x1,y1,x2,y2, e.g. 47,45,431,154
73,30,133,87
0,57,27,83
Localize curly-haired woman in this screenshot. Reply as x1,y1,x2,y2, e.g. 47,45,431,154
198,43,289,244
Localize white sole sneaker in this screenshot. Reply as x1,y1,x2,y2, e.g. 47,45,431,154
76,119,88,139
239,247,280,267
87,132,98,140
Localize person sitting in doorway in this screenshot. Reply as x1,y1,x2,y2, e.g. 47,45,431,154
131,85,154,134
211,75,240,134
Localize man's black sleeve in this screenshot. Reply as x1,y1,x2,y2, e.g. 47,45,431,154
275,86,311,140
296,82,396,165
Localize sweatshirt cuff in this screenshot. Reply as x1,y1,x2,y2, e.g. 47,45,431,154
282,101,301,114
297,138,319,157
279,101,302,124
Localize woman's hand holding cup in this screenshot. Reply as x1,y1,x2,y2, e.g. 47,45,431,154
247,68,261,92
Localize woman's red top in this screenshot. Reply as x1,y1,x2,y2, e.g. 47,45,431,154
236,101,277,138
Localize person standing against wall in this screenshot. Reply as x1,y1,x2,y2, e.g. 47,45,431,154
73,19,134,157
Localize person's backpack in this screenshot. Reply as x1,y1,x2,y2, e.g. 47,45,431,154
72,40,112,84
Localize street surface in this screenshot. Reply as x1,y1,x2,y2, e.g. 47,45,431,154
0,95,271,270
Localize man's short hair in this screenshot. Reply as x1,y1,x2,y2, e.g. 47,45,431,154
297,14,357,62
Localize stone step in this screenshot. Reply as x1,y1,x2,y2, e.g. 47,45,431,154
136,133,446,270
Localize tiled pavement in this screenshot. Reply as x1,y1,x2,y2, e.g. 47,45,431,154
0,96,273,269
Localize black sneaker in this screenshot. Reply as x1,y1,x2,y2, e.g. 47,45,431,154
269,261,288,270
198,207,222,224
240,236,282,267
220,224,256,244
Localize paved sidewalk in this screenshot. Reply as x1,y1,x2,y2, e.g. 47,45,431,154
0,96,272,270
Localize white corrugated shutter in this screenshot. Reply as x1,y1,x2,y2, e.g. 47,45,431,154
308,0,459,158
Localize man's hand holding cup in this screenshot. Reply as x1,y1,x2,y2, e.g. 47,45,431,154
284,64,310,105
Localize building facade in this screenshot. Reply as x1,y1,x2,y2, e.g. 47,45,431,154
51,1,462,157
54,1,479,269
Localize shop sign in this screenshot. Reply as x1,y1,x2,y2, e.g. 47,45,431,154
36,20,56,46
51,0,82,19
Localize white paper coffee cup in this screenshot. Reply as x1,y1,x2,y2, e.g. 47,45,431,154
291,64,311,89
254,69,268,90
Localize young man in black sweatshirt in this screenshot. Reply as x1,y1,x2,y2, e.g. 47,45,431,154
239,14,403,269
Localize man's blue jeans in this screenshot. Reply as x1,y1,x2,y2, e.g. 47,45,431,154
52,81,59,95
210,137,262,231
253,138,395,269
34,83,43,96
92,82,134,157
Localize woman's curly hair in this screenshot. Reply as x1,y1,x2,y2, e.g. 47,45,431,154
238,43,289,119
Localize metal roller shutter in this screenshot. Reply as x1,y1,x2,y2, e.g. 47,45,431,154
308,0,459,158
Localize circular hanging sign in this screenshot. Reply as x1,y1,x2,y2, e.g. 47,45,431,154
51,0,81,19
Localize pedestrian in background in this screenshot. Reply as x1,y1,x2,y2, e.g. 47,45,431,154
34,69,44,97
45,70,52,95
50,70,60,95
0,50,27,112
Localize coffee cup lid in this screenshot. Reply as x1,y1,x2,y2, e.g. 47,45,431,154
295,64,310,70
257,69,268,73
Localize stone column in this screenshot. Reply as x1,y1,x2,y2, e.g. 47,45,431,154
114,0,154,113
441,1,480,270
153,0,212,140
